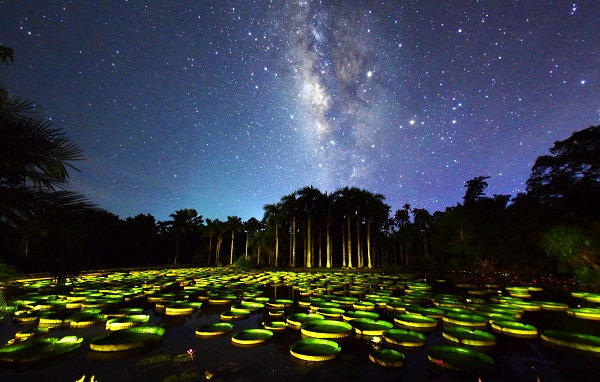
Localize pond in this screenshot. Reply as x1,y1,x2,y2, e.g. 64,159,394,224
1,268,600,382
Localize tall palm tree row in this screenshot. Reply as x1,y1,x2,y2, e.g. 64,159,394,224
260,186,393,269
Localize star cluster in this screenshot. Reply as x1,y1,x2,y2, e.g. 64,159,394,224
1,1,598,221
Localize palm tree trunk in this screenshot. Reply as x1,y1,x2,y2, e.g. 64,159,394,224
216,236,222,265
306,215,312,267
347,215,352,268
230,231,235,265
291,217,296,267
326,217,332,268
342,227,346,267
356,219,362,268
174,234,180,264
318,230,322,268
208,235,213,265
367,221,372,268
275,222,279,267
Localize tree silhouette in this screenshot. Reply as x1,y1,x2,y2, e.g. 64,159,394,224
226,215,243,265
164,209,203,264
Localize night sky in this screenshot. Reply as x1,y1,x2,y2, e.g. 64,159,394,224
1,1,598,222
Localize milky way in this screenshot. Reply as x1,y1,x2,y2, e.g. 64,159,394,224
1,1,598,221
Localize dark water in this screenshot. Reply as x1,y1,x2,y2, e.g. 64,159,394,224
1,272,600,382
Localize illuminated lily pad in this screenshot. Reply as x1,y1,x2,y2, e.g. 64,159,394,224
165,302,202,316
369,348,405,367
442,312,488,328
289,339,341,361
385,301,416,313
567,308,600,321
353,301,376,311
342,310,380,321
38,310,73,327
90,326,165,351
231,329,273,345
220,308,251,321
350,318,393,335
106,314,150,330
286,313,324,329
406,306,445,319
69,312,108,328
541,330,600,353
208,295,237,305
383,329,426,347
267,299,294,309
428,345,494,373
14,327,49,340
301,320,353,339
491,321,538,338
234,301,264,311
443,326,496,347
533,301,569,311
394,314,438,331
195,322,233,337
263,321,287,332
0,336,83,363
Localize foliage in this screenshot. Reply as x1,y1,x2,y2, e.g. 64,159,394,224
0,45,13,65
541,225,600,284
0,257,20,282
463,176,490,205
526,125,600,222
233,256,255,269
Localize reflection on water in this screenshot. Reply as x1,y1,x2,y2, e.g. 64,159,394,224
1,271,600,382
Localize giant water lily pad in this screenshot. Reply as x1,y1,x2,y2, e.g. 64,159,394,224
541,330,600,353
383,329,426,347
263,321,287,332
491,321,538,338
0,336,82,363
342,310,380,321
287,313,324,329
231,329,273,345
394,314,438,331
106,314,150,330
220,308,251,321
90,326,165,351
428,345,494,373
350,318,393,335
442,312,488,328
165,302,202,316
195,322,233,337
369,348,405,367
289,339,341,361
567,308,600,321
443,326,496,347
301,320,353,339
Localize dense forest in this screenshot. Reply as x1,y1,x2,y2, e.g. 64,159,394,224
1,45,599,284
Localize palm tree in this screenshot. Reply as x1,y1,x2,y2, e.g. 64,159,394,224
0,88,93,231
280,192,298,267
363,190,389,268
263,203,283,267
213,219,228,265
226,215,243,265
243,217,261,259
164,209,203,264
335,187,361,268
323,192,336,268
203,218,216,265
296,186,322,268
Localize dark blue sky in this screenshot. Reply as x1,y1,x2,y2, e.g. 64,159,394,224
1,1,598,221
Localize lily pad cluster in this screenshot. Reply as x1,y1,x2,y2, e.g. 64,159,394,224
1,267,600,378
